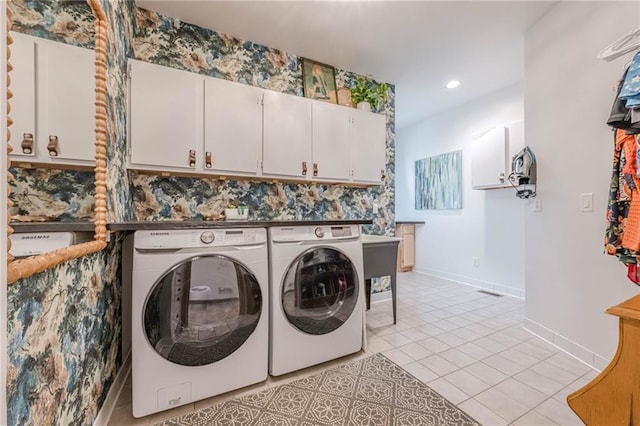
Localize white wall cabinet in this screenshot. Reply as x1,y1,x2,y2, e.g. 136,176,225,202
311,102,351,181
127,59,388,186
9,33,95,167
204,76,262,176
471,121,525,189
262,90,312,179
129,59,202,171
351,109,387,184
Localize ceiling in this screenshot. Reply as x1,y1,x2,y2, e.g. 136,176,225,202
136,1,557,129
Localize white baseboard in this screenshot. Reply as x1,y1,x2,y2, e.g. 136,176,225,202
414,266,525,299
524,318,609,371
93,351,131,426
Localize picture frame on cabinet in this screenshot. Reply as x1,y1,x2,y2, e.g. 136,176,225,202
301,57,337,104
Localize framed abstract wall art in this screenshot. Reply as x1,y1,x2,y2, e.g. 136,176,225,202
415,150,463,210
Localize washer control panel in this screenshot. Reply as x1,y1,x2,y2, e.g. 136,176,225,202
134,228,266,249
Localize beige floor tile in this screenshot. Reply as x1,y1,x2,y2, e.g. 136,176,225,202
493,378,547,409
474,387,530,422
534,398,584,426
511,410,559,426
419,354,459,376
380,332,413,348
434,332,467,347
402,361,439,384
545,352,593,377
457,398,509,426
482,353,527,376
366,337,394,353
416,336,451,353
439,347,476,368
382,348,414,366
442,369,491,396
398,342,432,360
529,360,584,386
514,368,566,397
399,327,431,342
425,378,470,405
456,341,493,360
463,361,509,386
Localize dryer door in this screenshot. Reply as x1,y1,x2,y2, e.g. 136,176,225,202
143,254,262,366
281,247,359,335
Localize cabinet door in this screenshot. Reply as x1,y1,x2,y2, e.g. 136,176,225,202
129,60,201,171
351,110,386,184
471,126,508,189
39,39,95,164
312,102,351,181
8,32,37,160
262,91,312,179
204,77,262,175
402,231,415,268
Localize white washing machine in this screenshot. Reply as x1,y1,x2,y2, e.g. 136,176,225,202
130,227,268,418
269,224,365,376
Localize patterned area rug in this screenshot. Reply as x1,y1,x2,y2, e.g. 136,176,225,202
156,353,480,426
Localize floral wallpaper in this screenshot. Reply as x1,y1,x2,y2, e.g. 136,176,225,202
6,238,123,426
7,0,130,425
130,6,396,237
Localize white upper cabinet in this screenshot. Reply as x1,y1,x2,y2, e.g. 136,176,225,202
311,102,351,181
471,122,524,189
39,39,95,164
351,109,387,184
126,59,388,185
262,90,312,179
129,59,202,171
9,33,95,166
9,32,36,160
204,77,262,175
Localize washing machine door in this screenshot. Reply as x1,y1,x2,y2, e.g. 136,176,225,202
281,247,359,335
143,254,262,367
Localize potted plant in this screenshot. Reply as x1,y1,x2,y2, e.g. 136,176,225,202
350,76,388,112
224,201,249,220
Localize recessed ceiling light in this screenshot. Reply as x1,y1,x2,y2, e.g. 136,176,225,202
446,80,461,89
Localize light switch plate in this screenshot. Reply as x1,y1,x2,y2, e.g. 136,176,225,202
580,193,593,212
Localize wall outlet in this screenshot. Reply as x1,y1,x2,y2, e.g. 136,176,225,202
472,257,480,267
533,198,542,212
372,200,379,211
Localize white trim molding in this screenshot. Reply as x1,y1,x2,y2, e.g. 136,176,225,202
414,266,525,299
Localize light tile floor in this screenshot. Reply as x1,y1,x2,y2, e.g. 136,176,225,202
109,272,596,425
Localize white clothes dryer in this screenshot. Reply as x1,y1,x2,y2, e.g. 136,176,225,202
269,224,364,376
130,228,268,418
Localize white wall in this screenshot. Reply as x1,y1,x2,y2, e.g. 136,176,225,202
396,84,526,297
525,1,640,369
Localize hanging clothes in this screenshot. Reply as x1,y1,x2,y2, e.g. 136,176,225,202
604,129,640,285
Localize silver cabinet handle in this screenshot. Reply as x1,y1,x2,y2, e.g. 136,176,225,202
188,150,196,168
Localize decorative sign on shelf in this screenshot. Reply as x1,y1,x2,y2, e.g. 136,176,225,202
415,150,463,210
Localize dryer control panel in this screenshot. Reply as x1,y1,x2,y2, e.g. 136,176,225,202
134,228,266,249
270,225,360,242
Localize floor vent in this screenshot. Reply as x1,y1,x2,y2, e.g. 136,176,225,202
477,289,504,297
